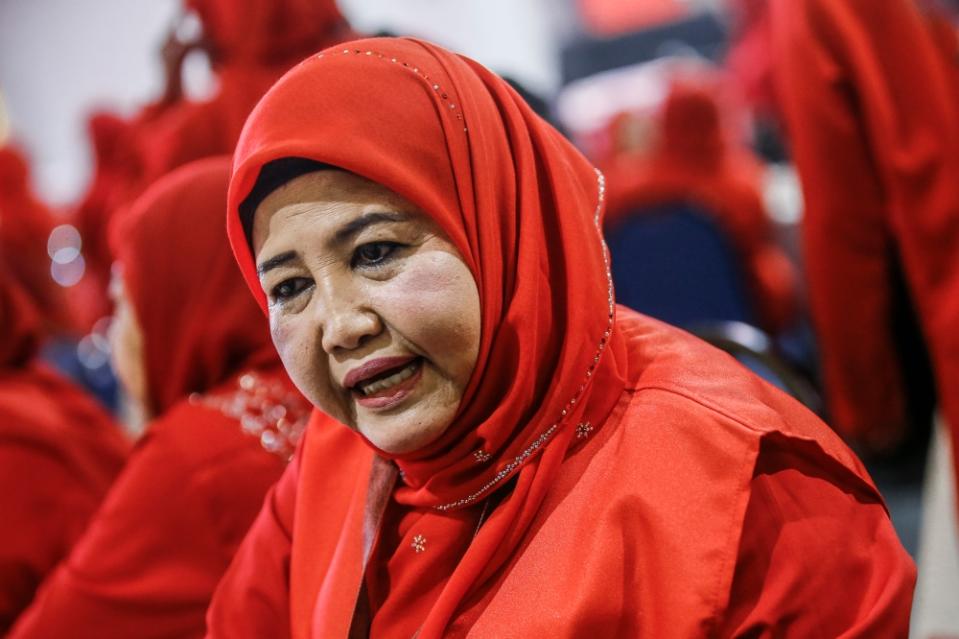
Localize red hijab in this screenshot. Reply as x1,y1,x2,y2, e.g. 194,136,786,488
658,81,726,171
68,112,139,331
227,38,628,635
134,1,356,198
113,156,276,415
0,145,63,333
187,0,352,66
0,268,41,370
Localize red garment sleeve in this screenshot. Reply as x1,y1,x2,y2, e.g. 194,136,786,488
0,446,101,631
718,435,915,636
7,426,269,639
770,0,959,448
204,436,301,639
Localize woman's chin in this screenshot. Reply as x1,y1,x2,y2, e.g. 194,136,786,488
357,415,450,456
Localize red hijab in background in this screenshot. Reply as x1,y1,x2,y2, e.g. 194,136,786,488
137,0,356,185
0,266,128,631
226,37,625,636
0,145,66,334
602,81,798,332
113,157,276,415
0,267,41,369
68,112,142,332
9,157,304,639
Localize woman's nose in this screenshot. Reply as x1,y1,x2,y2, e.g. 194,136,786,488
315,287,382,353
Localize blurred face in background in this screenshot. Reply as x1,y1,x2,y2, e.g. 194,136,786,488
108,271,148,415
251,169,481,455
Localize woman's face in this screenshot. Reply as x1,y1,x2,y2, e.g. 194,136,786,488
108,273,149,413
252,170,481,455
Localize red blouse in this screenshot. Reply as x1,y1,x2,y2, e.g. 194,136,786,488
206,312,915,638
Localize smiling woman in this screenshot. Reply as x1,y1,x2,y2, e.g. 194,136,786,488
251,168,480,454
207,37,915,638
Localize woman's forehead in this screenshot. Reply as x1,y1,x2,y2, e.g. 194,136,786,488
251,170,423,252
257,169,393,212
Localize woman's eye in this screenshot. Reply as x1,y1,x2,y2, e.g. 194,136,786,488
270,277,311,303
352,242,402,269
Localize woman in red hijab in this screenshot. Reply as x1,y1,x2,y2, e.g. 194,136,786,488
602,81,798,333
9,157,310,638
764,0,959,461
0,268,129,631
207,38,914,637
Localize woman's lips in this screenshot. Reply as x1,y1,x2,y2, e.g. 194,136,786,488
350,357,424,410
343,355,418,389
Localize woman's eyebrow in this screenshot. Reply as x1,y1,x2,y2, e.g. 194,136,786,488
257,251,297,276
331,211,410,247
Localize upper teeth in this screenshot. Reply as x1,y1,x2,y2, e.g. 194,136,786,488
359,361,418,395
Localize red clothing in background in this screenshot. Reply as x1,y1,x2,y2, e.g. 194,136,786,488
0,145,67,334
69,112,151,332
67,1,355,332
9,368,306,639
9,158,309,638
136,0,355,186
768,0,959,459
602,84,798,333
0,271,129,631
210,37,913,637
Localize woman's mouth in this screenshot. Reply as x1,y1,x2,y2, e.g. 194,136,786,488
349,357,424,409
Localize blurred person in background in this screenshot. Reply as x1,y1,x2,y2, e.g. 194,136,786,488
730,0,959,475
600,78,799,334
0,145,70,335
206,37,913,638
9,157,310,639
67,25,200,335
68,0,357,334
0,266,129,631
1,144,129,630
68,113,145,333
135,0,357,184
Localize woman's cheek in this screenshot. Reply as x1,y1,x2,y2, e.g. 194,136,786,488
270,315,338,416
379,253,480,363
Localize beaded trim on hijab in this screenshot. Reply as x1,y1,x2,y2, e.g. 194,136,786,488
190,370,311,461
434,169,614,512
316,47,469,133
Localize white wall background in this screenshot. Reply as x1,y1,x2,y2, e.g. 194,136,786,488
0,0,562,206
0,0,182,205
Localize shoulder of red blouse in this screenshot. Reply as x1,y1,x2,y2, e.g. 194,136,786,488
456,309,912,635
617,308,914,629
617,308,871,478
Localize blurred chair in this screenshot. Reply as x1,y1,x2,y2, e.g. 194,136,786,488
562,12,727,85
607,201,756,327
606,201,821,412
